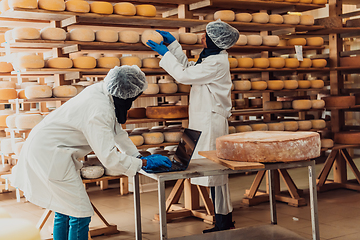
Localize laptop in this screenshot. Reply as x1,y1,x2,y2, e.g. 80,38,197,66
142,128,201,174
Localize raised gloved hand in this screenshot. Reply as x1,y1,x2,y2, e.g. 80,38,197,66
146,40,169,56
156,30,176,44
142,154,172,170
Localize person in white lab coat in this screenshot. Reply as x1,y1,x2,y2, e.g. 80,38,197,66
147,20,239,233
10,65,172,240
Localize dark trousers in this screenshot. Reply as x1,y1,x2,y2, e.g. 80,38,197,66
210,186,234,230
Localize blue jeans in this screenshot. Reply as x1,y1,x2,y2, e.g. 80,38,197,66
53,212,91,240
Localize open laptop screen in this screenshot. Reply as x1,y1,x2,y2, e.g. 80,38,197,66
173,128,201,167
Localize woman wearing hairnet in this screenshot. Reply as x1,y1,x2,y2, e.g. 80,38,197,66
147,20,239,233
10,65,171,240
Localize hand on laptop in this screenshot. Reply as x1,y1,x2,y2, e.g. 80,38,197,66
141,154,172,170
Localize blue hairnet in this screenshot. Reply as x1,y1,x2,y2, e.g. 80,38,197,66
104,65,147,99
206,19,240,49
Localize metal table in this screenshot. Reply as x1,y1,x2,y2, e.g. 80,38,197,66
133,158,319,240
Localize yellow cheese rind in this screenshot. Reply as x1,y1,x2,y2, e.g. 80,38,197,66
251,81,267,90
0,62,13,73
233,80,251,91
129,135,144,146
65,0,90,13
282,121,299,131
292,99,312,109
298,120,312,130
72,56,97,69
252,13,269,23
142,132,164,145
179,33,198,44
310,79,324,89
311,119,326,129
25,85,52,99
141,30,163,47
312,59,327,68
120,56,142,68
262,36,280,47
311,99,325,109
143,83,159,94
235,13,252,22
0,81,16,88
228,58,238,68
307,37,324,46
38,0,65,11
53,85,77,98
253,58,269,68
321,139,334,148
114,2,136,16
267,80,284,90
250,123,268,131
40,27,67,41
236,35,247,45
300,15,314,25
287,38,306,46
12,27,40,40
267,122,285,131
46,57,73,69
235,125,252,132
8,0,37,9
0,88,17,100
90,2,113,14
237,58,253,68
269,57,285,68
214,10,235,22
247,35,262,46
19,55,45,69
283,14,300,24
142,57,160,68
15,113,43,129
136,4,156,17
298,80,311,89
70,28,95,42
269,14,283,24
97,57,120,68
158,83,178,94
285,58,299,68
119,30,140,43
95,30,118,43
299,58,312,68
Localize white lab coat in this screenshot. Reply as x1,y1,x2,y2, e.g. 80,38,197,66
10,82,142,218
160,41,233,214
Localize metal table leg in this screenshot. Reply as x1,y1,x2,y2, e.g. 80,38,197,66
268,169,277,225
308,161,320,240
134,174,142,240
158,180,167,240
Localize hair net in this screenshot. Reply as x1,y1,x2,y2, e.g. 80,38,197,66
104,65,147,99
206,19,240,49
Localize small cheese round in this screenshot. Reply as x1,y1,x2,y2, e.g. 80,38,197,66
15,113,43,129
143,83,159,94
299,58,312,68
252,12,269,23
72,56,96,69
236,35,247,45
287,38,306,46
282,121,298,131
321,139,334,148
90,2,113,14
52,85,77,97
269,57,285,68
0,88,17,100
129,135,144,146
136,4,156,17
119,30,140,43
0,81,16,88
38,0,65,11
178,83,191,93
214,10,235,22
69,28,95,42
142,57,160,68
310,79,324,89
179,33,197,44
235,99,245,108
8,0,37,9
292,99,312,109
267,80,284,90
253,58,269,68
228,126,236,134
81,166,104,179
158,83,178,94
25,85,52,99
65,0,90,13
40,27,66,41
267,122,285,131
237,58,253,68
311,99,325,109
262,35,280,47
97,57,120,68
17,89,26,99
235,125,252,132
269,14,283,24
12,27,40,40
18,54,44,69
235,13,252,22
298,120,312,130
300,15,314,25
141,30,163,47
251,81,267,90
298,80,311,89
114,2,136,16
250,123,268,131
311,119,326,129
285,58,299,68
264,101,282,110
142,132,164,145
228,58,238,68
0,62,13,73
233,80,251,91
120,56,142,68
46,57,73,69
312,59,327,68
164,131,182,143
283,14,300,25
307,37,324,46
95,30,118,43
247,35,262,46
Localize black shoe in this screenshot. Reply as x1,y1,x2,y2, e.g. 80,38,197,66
202,226,220,234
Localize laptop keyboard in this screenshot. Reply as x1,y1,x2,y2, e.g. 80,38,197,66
154,162,184,172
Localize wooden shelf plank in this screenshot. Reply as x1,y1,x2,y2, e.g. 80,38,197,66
136,142,178,150
231,108,324,116
8,97,71,103
297,27,360,36
231,87,328,94
125,117,187,124
230,67,330,73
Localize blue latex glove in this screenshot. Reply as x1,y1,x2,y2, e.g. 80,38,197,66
142,154,172,170
146,40,169,56
156,30,176,44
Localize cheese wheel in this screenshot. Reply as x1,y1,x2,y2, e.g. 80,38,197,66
0,81,15,88
65,0,90,13
292,99,312,109
0,218,41,239
311,119,326,129
250,98,262,107
298,80,311,89
284,100,296,109
235,13,252,22
0,62,13,73
129,135,144,146
18,54,44,69
46,57,73,69
90,2,113,14
312,0,327,4
15,113,43,129
72,84,85,94
288,38,306,46
253,58,269,68
214,10,235,22
285,58,299,68
0,110,14,127
307,37,324,46
142,57,160,69
236,35,247,45
95,30,118,43
18,89,26,99
70,28,95,42
164,131,182,143
233,80,251,91
97,57,120,68
158,83,178,94
81,166,104,179
262,36,280,47
321,139,333,148
228,58,238,68
267,122,285,131
269,57,285,68
237,58,253,68
235,125,252,132
72,56,96,69
12,27,40,40
128,107,146,119
142,132,164,145
8,0,37,9
119,30,140,43
228,126,235,134
0,0,9,12
252,12,269,23
52,85,77,97
310,79,324,89
298,120,312,130
283,14,300,25
278,39,287,46
264,101,282,110
285,0,299,2
179,33,197,44
251,81,267,90
143,83,159,94
38,0,65,11
136,4,156,17
235,99,245,108
282,121,298,131
146,105,188,119
300,15,314,25
300,0,312,2
141,30,163,47
299,58,312,68
114,2,136,16
40,27,66,41
267,80,284,90
311,99,325,109
250,123,268,131
178,83,191,93
0,88,16,100
25,85,52,99
247,35,262,46
312,59,327,68
269,14,283,24
120,56,142,67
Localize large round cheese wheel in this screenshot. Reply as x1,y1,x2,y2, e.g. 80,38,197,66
120,56,141,67
52,85,77,97
247,35,262,46
299,58,312,68
179,33,197,45
292,99,311,109
310,79,324,89
158,83,178,94
0,62,13,73
142,57,160,68
264,101,282,110
81,166,104,179
12,27,40,40
8,0,37,9
164,131,182,143
70,28,95,42
283,14,300,25
251,81,267,90
46,57,73,69
282,121,298,131
228,58,238,68
262,36,280,47
298,120,312,130
0,218,41,240
312,59,327,68
146,105,188,119
321,139,333,148
141,30,163,47
15,113,43,129
38,0,65,11
0,81,15,88
300,15,314,25
0,88,17,100
250,123,268,131
269,14,283,24
311,119,326,129
298,80,311,89
311,99,325,109
285,58,299,68
65,0,90,13
136,4,156,17
313,0,327,4
40,27,66,41
142,132,164,145
25,85,52,99
90,2,113,14
235,125,252,132
307,37,324,46
237,58,253,68
287,38,306,46
97,57,120,68
236,35,247,45
129,135,144,146
18,54,44,69
253,58,269,68
267,80,284,90
95,30,118,42
252,12,269,23
334,132,360,144
114,2,136,16
269,57,285,68
73,56,96,69
235,13,252,22
233,80,251,91
214,10,235,22
267,122,285,131
143,83,159,94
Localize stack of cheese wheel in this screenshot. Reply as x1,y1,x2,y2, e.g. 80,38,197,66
233,80,251,91
8,0,37,9
179,33,197,44
0,62,13,73
143,83,159,94
128,107,146,119
284,79,298,89
141,29,163,47
114,2,136,15
252,12,269,23
298,120,312,131
72,56,97,69
90,1,113,14
95,30,118,42
119,30,140,43
25,85,52,99
214,10,235,21
136,4,156,17
250,123,268,131
237,58,253,68
0,218,41,240
40,27,67,41
97,57,120,68
235,13,252,22
38,0,65,11
285,58,299,68
299,58,312,68
0,81,17,100
46,57,73,69
52,85,77,98
65,0,90,13
120,56,142,67
142,57,160,68
292,99,311,110
0,110,15,128
142,132,164,145
236,35,247,45
146,105,188,119
235,125,252,132
12,27,40,40
15,113,43,129
267,122,285,131
69,28,95,42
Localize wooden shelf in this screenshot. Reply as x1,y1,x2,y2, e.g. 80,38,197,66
231,87,327,94
325,104,360,111
231,108,324,116
136,142,178,150
230,67,330,73
335,66,360,73
125,117,187,124
139,92,189,98
8,97,71,103
296,27,360,37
